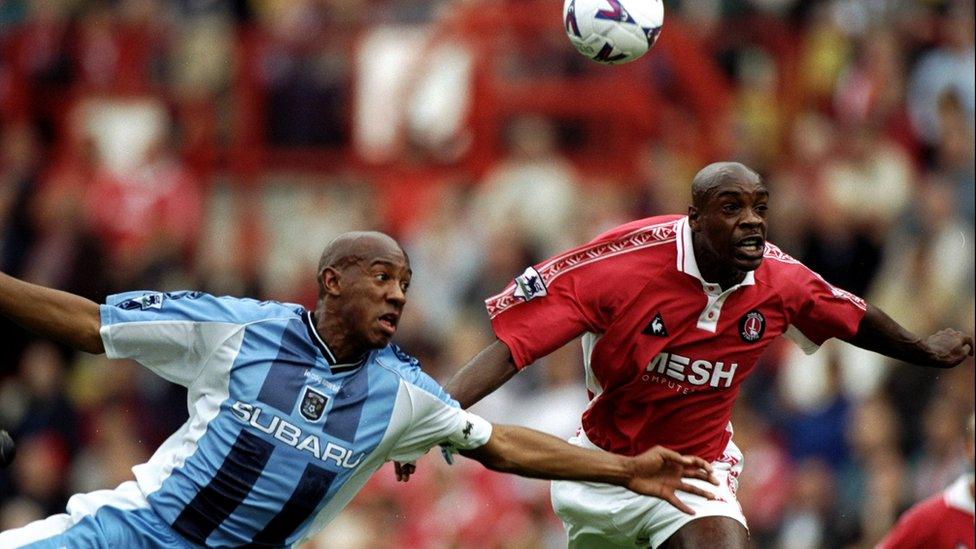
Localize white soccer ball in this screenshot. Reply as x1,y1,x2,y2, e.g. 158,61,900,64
563,0,664,65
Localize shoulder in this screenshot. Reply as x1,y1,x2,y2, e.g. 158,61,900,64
589,214,683,244
103,290,304,325
485,216,680,319
540,214,680,280
756,243,817,286
374,344,456,405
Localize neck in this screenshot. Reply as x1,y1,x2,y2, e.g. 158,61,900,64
314,302,365,364
691,232,746,290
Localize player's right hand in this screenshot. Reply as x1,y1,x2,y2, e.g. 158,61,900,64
626,446,719,515
923,329,974,368
394,461,415,482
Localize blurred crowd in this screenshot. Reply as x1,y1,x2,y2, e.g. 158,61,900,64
0,0,974,548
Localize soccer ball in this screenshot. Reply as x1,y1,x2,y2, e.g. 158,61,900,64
563,0,664,65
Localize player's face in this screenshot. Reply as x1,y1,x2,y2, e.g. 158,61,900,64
691,176,769,273
339,248,412,350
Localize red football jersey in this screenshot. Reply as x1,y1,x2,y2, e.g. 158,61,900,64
486,215,867,461
878,474,975,549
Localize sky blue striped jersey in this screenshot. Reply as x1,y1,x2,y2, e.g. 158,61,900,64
85,290,490,547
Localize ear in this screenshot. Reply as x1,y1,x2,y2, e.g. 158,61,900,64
687,205,701,231
321,267,342,296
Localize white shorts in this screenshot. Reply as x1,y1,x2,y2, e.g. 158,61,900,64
550,431,747,548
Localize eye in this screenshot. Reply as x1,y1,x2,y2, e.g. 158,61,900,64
722,203,740,214
374,273,390,282
400,280,410,292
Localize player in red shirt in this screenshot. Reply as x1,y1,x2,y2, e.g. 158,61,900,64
422,162,973,548
877,414,975,549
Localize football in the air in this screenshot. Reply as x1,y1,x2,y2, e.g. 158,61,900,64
563,0,664,65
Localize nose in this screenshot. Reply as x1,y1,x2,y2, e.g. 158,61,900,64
387,284,406,307
741,206,764,228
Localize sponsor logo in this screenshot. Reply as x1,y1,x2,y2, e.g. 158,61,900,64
462,421,473,440
512,267,547,302
642,312,668,337
303,369,341,393
645,352,738,389
299,387,328,421
231,401,363,469
738,310,765,343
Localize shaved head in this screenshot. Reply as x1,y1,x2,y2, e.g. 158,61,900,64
691,162,762,208
317,231,406,296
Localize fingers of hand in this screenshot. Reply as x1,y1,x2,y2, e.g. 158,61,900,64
394,462,415,482
663,491,697,516
681,466,719,485
666,452,712,474
677,481,718,501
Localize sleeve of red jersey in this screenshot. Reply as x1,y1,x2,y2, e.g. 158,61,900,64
783,261,867,354
484,231,652,369
485,262,600,370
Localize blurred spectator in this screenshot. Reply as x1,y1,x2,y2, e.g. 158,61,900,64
471,116,581,257
907,1,975,150
80,102,203,289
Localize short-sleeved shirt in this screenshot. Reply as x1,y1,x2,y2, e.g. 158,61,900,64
99,291,492,548
486,215,866,461
877,474,975,549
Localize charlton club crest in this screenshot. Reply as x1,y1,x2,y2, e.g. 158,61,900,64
300,387,328,421
738,310,765,343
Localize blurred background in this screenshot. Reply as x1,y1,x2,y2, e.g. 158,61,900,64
0,0,973,547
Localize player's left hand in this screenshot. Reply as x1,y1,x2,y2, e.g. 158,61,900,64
923,329,974,368
626,446,719,515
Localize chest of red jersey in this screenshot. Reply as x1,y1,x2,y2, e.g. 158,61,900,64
587,272,784,396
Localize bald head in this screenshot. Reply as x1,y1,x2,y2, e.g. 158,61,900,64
691,162,762,208
317,231,406,295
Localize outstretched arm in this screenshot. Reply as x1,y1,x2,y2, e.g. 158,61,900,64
0,272,104,354
460,424,718,515
444,339,518,409
395,340,516,481
842,303,973,368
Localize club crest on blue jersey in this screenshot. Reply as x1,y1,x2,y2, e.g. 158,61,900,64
300,387,329,421
513,266,547,302
739,310,765,343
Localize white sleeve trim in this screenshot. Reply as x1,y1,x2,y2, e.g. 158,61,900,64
784,325,820,355
387,382,492,462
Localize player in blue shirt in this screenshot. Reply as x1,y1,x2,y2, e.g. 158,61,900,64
0,231,718,548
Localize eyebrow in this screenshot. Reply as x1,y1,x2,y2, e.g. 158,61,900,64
370,260,412,275
714,188,769,199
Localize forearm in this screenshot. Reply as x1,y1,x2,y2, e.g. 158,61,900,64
843,303,937,366
461,424,632,485
0,272,104,354
444,339,518,408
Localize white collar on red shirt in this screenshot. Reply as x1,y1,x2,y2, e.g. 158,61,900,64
675,216,756,289
944,473,975,515
674,217,756,332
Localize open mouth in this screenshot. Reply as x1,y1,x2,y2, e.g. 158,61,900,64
734,235,765,256
378,313,399,334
